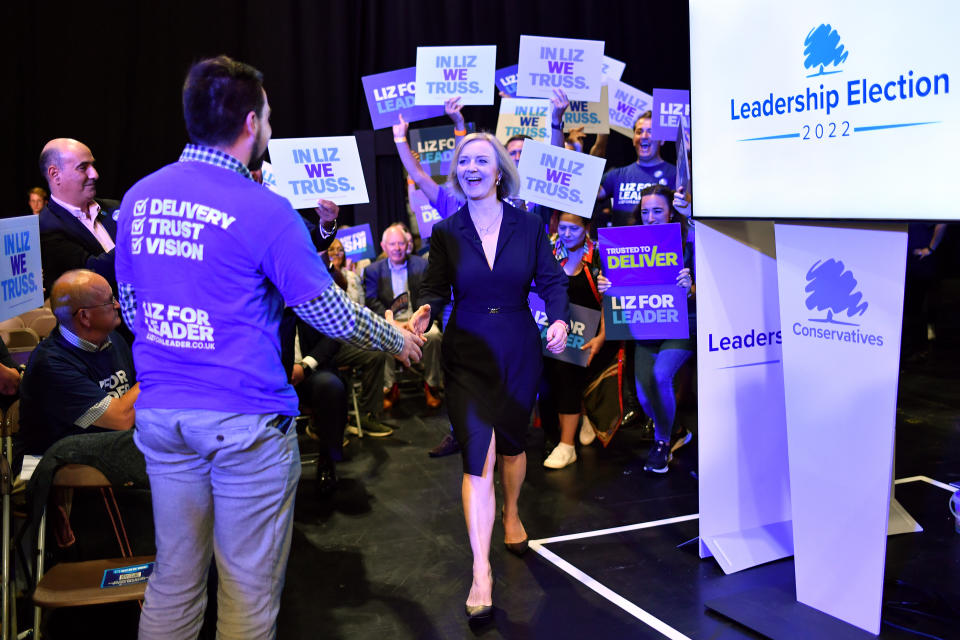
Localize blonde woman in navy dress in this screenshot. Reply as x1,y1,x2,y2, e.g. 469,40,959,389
414,132,570,621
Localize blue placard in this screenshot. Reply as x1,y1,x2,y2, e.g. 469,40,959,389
101,561,154,588
495,65,518,97
408,123,474,181
338,224,377,262
361,67,446,130
603,283,689,341
529,293,601,366
0,215,43,321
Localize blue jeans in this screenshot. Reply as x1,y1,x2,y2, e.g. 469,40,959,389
633,340,693,443
135,408,300,640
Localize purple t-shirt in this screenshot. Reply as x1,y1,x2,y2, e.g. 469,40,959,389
601,161,677,218
115,160,334,416
434,184,465,219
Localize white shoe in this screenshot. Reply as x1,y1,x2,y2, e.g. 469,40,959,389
579,416,596,446
543,443,577,469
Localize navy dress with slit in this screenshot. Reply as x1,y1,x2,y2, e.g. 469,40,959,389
421,202,570,476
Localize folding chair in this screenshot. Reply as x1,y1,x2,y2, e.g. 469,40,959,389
25,316,56,340
32,465,153,639
0,402,16,640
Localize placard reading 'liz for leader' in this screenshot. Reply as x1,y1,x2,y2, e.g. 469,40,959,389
267,137,369,209
361,67,445,130
528,292,601,367
415,45,496,105
515,140,606,218
600,223,689,340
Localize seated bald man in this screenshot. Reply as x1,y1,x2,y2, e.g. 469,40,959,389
18,269,139,454
38,138,119,294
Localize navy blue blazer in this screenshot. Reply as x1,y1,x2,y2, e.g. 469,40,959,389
38,198,119,293
420,202,569,326
363,253,430,317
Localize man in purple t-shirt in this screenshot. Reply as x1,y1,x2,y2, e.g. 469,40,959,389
115,56,425,639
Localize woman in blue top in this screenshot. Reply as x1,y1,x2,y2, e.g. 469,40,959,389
598,184,695,473
416,132,570,621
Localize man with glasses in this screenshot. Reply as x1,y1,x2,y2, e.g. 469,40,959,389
18,269,139,454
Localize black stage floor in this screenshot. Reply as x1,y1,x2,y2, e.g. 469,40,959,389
36,340,960,639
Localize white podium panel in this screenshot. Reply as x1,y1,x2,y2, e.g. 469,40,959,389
775,222,907,635
696,221,792,573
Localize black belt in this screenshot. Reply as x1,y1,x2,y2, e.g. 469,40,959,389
454,302,528,315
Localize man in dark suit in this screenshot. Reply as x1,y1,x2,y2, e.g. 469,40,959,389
37,138,118,295
364,223,444,408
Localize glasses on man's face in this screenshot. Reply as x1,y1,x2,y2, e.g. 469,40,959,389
73,296,117,315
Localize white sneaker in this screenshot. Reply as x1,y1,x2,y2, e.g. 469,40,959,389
579,416,597,446
543,443,577,469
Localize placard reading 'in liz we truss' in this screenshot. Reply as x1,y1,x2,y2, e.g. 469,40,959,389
0,215,42,321
414,45,496,105
267,137,369,210
496,98,553,145
516,35,605,102
609,80,654,138
515,140,606,219
600,223,689,340
563,84,610,135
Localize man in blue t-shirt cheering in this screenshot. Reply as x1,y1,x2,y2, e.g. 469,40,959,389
595,110,690,228
115,56,426,640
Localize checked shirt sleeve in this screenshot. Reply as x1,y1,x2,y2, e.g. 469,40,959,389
293,283,404,354
118,281,137,332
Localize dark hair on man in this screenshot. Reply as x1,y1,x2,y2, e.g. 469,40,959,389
38,148,61,182
182,55,265,147
633,110,654,129
505,134,532,147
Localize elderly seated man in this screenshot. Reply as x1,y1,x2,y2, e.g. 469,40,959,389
365,223,445,408
18,269,139,455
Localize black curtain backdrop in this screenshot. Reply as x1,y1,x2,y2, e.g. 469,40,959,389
5,0,690,231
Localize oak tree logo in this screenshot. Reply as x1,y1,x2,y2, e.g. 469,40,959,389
804,24,849,78
805,258,867,326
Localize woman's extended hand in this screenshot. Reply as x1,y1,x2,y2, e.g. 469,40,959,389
545,320,569,354
596,273,612,294
580,335,604,365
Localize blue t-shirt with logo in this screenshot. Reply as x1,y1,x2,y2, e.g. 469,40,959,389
600,161,677,227
19,328,135,454
115,160,334,416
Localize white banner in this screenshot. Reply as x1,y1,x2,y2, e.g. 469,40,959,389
414,45,497,105
267,136,369,209
775,222,907,634
696,221,792,574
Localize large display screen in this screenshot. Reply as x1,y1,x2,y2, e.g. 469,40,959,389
689,0,960,220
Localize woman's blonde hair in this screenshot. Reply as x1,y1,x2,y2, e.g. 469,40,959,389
446,132,521,201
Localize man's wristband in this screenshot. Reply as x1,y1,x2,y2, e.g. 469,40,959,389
394,136,407,144
551,121,564,130
453,128,467,136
